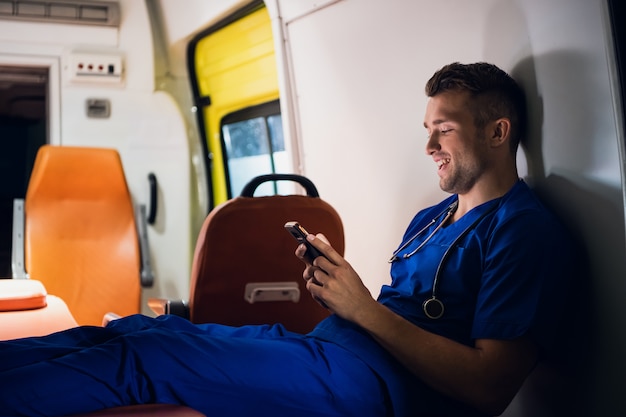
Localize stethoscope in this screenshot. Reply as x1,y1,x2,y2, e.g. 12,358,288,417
389,199,499,320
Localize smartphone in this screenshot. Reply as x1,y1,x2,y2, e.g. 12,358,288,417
284,221,324,262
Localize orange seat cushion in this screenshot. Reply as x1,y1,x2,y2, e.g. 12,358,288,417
0,279,47,311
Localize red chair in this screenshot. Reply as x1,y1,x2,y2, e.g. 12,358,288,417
150,174,344,334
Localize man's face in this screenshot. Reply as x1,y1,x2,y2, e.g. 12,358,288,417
422,91,489,195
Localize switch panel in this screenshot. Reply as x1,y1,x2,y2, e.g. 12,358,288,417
67,52,123,84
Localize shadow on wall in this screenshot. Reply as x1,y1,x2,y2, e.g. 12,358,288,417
500,53,626,416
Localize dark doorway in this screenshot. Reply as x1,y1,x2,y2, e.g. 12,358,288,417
0,66,48,277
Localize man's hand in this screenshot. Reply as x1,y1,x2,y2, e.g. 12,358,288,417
295,233,376,321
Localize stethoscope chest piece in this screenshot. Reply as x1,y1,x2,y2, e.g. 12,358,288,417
423,297,445,319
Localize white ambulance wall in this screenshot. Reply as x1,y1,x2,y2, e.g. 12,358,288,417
276,0,624,415
0,0,193,309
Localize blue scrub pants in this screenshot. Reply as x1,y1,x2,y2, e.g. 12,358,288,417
0,314,388,417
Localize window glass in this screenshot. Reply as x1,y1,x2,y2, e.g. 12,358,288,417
223,117,269,158
267,114,292,195
222,109,286,197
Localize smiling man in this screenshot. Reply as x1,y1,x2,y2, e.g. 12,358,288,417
299,62,575,416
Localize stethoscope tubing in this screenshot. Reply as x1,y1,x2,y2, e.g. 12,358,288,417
390,199,500,319
388,201,458,263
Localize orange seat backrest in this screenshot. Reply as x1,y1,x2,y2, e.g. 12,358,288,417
24,145,141,326
189,191,344,333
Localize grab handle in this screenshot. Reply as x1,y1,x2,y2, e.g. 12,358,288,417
240,174,319,197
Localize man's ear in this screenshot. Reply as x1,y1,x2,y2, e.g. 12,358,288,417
489,118,511,148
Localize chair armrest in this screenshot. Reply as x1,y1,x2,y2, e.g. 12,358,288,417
147,298,189,319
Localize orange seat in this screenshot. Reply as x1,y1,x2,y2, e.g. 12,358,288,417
20,145,144,326
150,174,344,334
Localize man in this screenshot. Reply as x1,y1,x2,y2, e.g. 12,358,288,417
301,62,574,416
0,62,573,417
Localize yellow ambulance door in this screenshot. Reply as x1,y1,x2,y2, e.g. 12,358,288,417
189,1,285,208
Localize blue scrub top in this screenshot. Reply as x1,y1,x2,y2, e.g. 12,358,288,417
378,179,571,350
